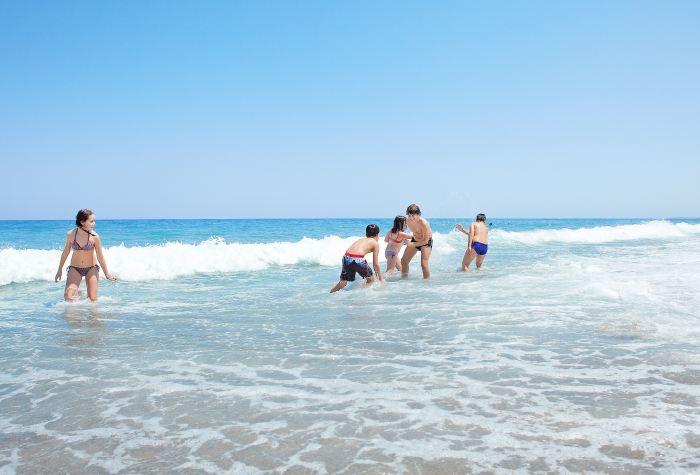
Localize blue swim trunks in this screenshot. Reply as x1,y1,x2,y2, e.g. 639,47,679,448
472,242,488,255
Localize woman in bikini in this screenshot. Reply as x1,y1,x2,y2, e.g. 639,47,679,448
383,216,413,278
55,209,118,301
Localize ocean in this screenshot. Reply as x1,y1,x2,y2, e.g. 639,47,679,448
1,218,699,474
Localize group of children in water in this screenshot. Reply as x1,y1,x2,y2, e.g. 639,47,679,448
56,205,489,301
331,204,489,293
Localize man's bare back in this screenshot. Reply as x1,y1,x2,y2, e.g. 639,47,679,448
456,213,489,272
345,237,381,257
330,224,384,293
470,221,489,245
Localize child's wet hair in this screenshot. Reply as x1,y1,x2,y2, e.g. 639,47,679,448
406,204,421,216
391,216,406,234
75,209,93,228
476,213,486,222
366,224,380,237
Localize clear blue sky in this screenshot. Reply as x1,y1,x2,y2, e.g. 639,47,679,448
1,1,698,219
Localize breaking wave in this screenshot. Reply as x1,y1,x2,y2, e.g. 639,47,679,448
0,233,456,285
493,220,700,245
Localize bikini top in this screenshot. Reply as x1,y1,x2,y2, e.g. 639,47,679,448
389,233,402,243
71,228,94,251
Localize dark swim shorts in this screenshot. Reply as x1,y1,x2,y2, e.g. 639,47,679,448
472,242,488,255
411,236,433,251
340,255,373,282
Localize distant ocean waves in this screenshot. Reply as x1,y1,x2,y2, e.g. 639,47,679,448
1,220,699,285
496,219,700,245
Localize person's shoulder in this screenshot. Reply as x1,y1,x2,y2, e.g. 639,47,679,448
66,229,75,237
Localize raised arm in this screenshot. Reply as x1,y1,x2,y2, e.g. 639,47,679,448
455,223,471,236
93,234,118,282
55,233,72,282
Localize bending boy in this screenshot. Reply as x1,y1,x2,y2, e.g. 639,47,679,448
330,224,385,293
455,213,489,271
401,204,433,279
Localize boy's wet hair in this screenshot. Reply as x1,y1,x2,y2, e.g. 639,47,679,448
476,213,486,222
75,209,93,228
406,204,421,216
366,224,380,237
391,216,406,234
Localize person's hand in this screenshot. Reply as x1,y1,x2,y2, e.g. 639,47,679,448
106,275,119,282
55,269,62,282
455,223,464,232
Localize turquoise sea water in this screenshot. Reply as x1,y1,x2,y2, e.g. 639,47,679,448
1,218,700,474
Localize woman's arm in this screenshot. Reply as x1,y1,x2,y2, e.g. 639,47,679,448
93,235,118,282
384,231,391,243
55,234,72,282
397,231,413,241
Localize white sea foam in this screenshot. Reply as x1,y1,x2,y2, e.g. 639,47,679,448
493,220,700,245
1,221,698,285
2,221,700,474
0,233,451,285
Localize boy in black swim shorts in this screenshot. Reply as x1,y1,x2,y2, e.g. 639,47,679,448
330,225,384,293
401,204,433,279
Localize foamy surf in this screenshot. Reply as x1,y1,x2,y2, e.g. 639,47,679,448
0,236,356,285
2,221,699,285
2,218,700,474
493,219,700,245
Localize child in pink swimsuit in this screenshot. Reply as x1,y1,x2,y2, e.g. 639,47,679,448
383,216,413,278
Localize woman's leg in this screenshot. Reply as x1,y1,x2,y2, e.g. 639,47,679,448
64,267,82,301
85,266,100,301
384,255,398,277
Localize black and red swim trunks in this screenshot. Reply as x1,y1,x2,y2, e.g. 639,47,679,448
340,254,373,282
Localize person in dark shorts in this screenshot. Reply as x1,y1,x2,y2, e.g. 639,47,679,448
330,224,385,293
401,204,433,278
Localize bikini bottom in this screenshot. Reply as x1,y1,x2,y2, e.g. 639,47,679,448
67,264,100,277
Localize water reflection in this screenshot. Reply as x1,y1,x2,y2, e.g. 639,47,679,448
62,304,115,354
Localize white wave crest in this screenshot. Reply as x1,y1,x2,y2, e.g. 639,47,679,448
0,233,450,285
493,220,700,245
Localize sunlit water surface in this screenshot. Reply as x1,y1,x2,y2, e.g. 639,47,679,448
1,219,700,474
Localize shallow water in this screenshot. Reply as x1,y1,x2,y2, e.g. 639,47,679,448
1,219,700,474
